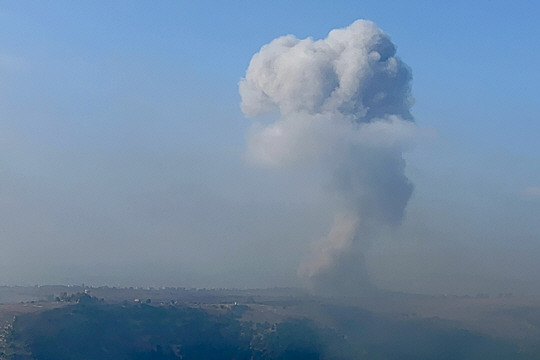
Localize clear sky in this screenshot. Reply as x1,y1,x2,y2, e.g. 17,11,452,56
1,1,539,294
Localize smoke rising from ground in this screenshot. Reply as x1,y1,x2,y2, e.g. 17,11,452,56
240,20,418,295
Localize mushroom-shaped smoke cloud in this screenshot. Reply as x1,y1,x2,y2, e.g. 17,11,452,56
240,20,419,295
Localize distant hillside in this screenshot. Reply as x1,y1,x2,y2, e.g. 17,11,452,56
2,293,532,360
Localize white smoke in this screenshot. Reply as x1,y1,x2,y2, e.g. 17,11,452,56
240,20,419,295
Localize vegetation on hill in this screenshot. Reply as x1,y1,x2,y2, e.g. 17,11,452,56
3,294,531,360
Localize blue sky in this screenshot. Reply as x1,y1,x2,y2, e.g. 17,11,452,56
1,1,539,293
3,1,539,152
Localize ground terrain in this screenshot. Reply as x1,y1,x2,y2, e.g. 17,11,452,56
1,286,539,359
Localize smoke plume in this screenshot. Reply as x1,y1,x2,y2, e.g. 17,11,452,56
239,20,418,295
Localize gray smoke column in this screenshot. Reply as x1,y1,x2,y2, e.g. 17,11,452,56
239,20,418,295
